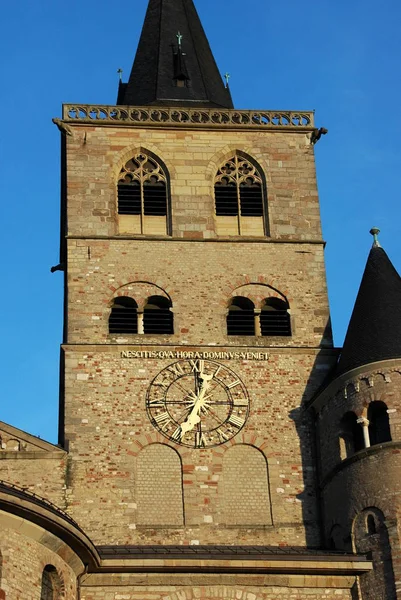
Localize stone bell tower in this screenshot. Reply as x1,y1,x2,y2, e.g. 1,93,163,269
60,0,335,548
0,0,377,599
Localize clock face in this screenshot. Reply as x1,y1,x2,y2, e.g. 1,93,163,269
146,359,250,448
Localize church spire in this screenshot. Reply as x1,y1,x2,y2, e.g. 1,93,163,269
337,230,401,375
117,0,233,108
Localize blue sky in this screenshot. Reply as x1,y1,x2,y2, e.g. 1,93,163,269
0,0,400,443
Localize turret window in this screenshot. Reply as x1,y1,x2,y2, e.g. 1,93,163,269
117,152,170,235
368,401,392,445
214,154,268,236
260,298,291,336
339,412,364,459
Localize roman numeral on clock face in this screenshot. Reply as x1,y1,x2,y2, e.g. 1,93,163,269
154,412,171,429
195,432,207,448
227,379,241,389
228,414,245,428
167,363,185,377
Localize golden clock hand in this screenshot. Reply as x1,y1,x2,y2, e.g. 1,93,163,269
179,376,213,438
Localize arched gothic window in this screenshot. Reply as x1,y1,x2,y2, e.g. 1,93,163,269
214,154,268,236
144,296,174,334
260,297,291,336
368,401,392,446
109,297,138,334
117,152,170,235
40,565,63,600
339,412,364,459
227,297,255,336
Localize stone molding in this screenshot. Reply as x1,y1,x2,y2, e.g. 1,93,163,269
61,105,315,132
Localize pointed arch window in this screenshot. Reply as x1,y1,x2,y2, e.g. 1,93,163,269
214,154,268,236
260,297,291,336
144,296,174,334
117,152,170,235
227,297,255,336
109,297,138,334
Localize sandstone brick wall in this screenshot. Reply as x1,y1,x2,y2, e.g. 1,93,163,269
66,239,332,348
219,444,272,525
0,521,78,600
78,582,354,600
137,444,184,525
65,126,322,241
63,347,334,545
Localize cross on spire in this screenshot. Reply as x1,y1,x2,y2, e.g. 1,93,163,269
117,0,233,108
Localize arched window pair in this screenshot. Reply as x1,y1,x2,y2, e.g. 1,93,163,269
339,401,392,460
109,296,174,335
117,151,170,235
214,154,268,236
227,297,291,337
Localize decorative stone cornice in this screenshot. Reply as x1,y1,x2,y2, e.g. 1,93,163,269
61,104,315,131
309,358,401,412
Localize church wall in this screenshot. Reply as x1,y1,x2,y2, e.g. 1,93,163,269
0,515,80,599
65,238,331,347
63,346,333,545
78,582,354,600
0,454,67,508
64,125,322,241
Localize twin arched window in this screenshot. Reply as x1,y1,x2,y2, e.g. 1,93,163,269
339,402,392,460
227,296,291,337
117,151,268,237
109,296,173,335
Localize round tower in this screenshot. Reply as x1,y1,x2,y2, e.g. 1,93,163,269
312,229,401,600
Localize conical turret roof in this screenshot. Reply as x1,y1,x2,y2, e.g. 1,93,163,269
117,0,233,108
337,233,401,375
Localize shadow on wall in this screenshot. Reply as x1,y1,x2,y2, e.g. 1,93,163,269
288,318,334,548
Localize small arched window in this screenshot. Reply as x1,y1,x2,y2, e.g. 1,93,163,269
339,412,365,459
367,514,377,535
40,565,63,600
117,152,170,235
214,154,268,236
368,401,392,445
109,297,138,334
144,296,174,334
227,297,255,336
260,297,291,336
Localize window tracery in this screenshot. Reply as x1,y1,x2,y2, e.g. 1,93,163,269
214,154,267,236
117,152,170,235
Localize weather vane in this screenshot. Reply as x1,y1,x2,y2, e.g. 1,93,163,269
117,68,123,81
176,31,183,48
224,72,231,88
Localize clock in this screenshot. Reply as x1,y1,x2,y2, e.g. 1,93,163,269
146,359,250,448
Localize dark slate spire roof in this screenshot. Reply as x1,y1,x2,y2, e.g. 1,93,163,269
117,0,233,108
337,232,401,375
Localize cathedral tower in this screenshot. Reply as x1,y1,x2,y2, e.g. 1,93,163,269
0,1,379,598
